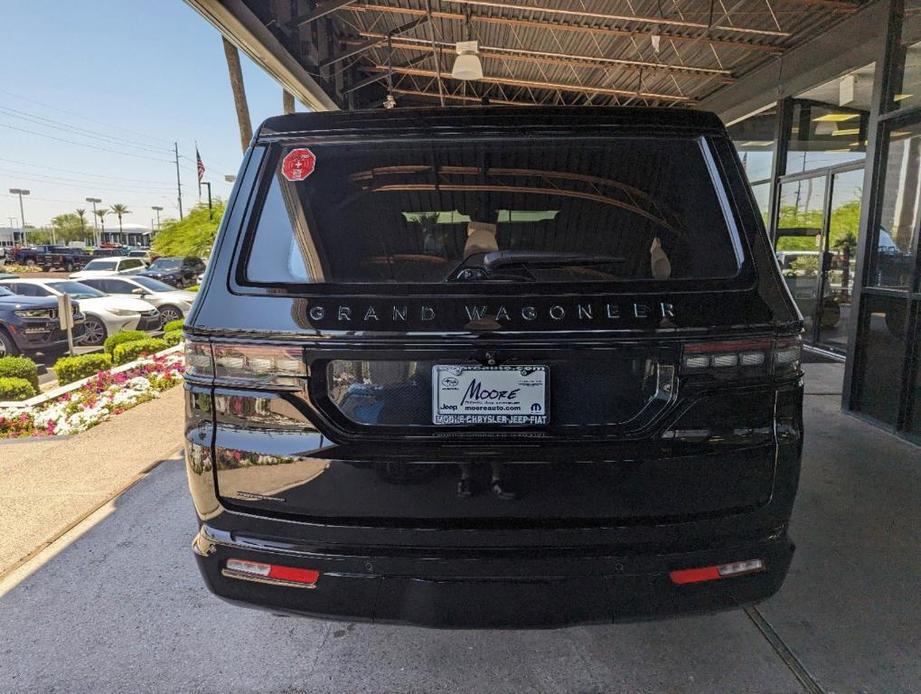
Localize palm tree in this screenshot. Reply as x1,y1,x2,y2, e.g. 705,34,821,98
95,208,108,243
110,203,130,243
75,208,87,242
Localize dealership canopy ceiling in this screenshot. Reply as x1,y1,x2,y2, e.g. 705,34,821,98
186,0,870,112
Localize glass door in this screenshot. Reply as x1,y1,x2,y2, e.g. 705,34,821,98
773,166,864,354
815,168,864,351
774,174,829,344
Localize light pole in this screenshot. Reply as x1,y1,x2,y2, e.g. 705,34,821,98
86,197,102,247
9,189,29,244
201,181,213,220
151,205,163,231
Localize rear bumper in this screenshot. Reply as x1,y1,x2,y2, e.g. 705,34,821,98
193,524,793,628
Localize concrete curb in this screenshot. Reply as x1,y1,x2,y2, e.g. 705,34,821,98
0,344,183,410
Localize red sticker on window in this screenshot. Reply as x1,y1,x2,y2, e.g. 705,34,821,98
281,148,316,181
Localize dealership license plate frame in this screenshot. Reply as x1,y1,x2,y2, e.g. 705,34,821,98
432,364,549,426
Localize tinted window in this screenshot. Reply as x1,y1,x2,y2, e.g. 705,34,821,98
244,138,741,286
101,279,137,293
9,283,50,297
131,276,174,292
121,259,144,270
83,259,117,271
151,258,182,270
46,281,106,299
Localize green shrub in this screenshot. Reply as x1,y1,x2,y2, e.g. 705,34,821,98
103,330,147,356
162,319,184,333
0,356,39,391
53,353,113,385
113,338,169,365
187,285,200,293
0,376,37,401
162,330,183,347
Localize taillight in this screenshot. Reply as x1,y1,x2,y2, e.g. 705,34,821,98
670,558,765,585
681,336,801,376
184,340,307,386
223,559,320,588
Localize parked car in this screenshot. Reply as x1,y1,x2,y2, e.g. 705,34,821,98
183,107,804,628
13,244,94,272
0,278,161,346
0,245,6,269
138,255,205,288
79,276,196,326
0,285,85,357
69,256,147,281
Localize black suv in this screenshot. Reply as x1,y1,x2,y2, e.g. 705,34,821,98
184,107,804,628
0,285,85,357
140,256,204,288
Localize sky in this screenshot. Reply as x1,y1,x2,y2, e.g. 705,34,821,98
0,0,302,230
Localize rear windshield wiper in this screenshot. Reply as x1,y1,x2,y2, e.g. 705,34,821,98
448,250,625,282
482,250,625,271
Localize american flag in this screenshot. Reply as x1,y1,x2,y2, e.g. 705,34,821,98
196,148,205,184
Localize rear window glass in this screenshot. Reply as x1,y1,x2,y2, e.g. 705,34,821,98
244,137,741,286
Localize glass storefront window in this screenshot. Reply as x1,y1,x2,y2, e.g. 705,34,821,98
870,122,921,290
786,65,875,173
750,182,770,226
728,107,775,184
854,294,911,426
886,1,921,111
775,176,828,341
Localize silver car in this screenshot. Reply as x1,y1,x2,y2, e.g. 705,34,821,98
79,275,196,325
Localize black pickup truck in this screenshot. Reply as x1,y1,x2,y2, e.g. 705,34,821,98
14,245,93,272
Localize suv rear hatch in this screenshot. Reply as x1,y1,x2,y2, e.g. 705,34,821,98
190,107,800,526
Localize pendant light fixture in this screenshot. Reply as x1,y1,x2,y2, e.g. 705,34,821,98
452,10,482,81
452,40,483,81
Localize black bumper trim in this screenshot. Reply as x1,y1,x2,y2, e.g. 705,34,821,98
193,525,794,628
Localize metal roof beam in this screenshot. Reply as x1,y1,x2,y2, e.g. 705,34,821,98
320,15,430,68
290,0,358,26
347,4,784,54
351,33,735,81
368,65,694,102
442,0,790,38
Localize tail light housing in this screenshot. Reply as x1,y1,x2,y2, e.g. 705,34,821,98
184,339,306,386
681,336,801,376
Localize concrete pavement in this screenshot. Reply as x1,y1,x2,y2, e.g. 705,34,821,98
1,364,919,692
0,386,183,576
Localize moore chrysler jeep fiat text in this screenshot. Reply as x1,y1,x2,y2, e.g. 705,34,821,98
183,107,803,628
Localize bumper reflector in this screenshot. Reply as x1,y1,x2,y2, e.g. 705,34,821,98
670,558,764,585
223,558,320,588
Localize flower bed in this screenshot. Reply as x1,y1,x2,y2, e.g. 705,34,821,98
0,351,184,439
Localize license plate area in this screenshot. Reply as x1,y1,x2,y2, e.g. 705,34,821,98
432,365,548,425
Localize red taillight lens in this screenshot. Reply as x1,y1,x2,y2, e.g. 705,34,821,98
224,558,320,587
670,559,765,585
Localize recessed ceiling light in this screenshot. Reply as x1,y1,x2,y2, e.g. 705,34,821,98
813,113,859,122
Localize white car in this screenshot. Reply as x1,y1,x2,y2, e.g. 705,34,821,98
79,275,197,325
0,278,162,346
69,256,148,281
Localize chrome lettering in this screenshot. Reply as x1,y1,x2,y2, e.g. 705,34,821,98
421,305,436,321
495,306,510,321
605,303,620,319
465,305,488,320
337,306,351,321
364,306,379,321
308,305,325,321
392,305,408,321
549,305,566,320
577,304,593,320
521,306,537,320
